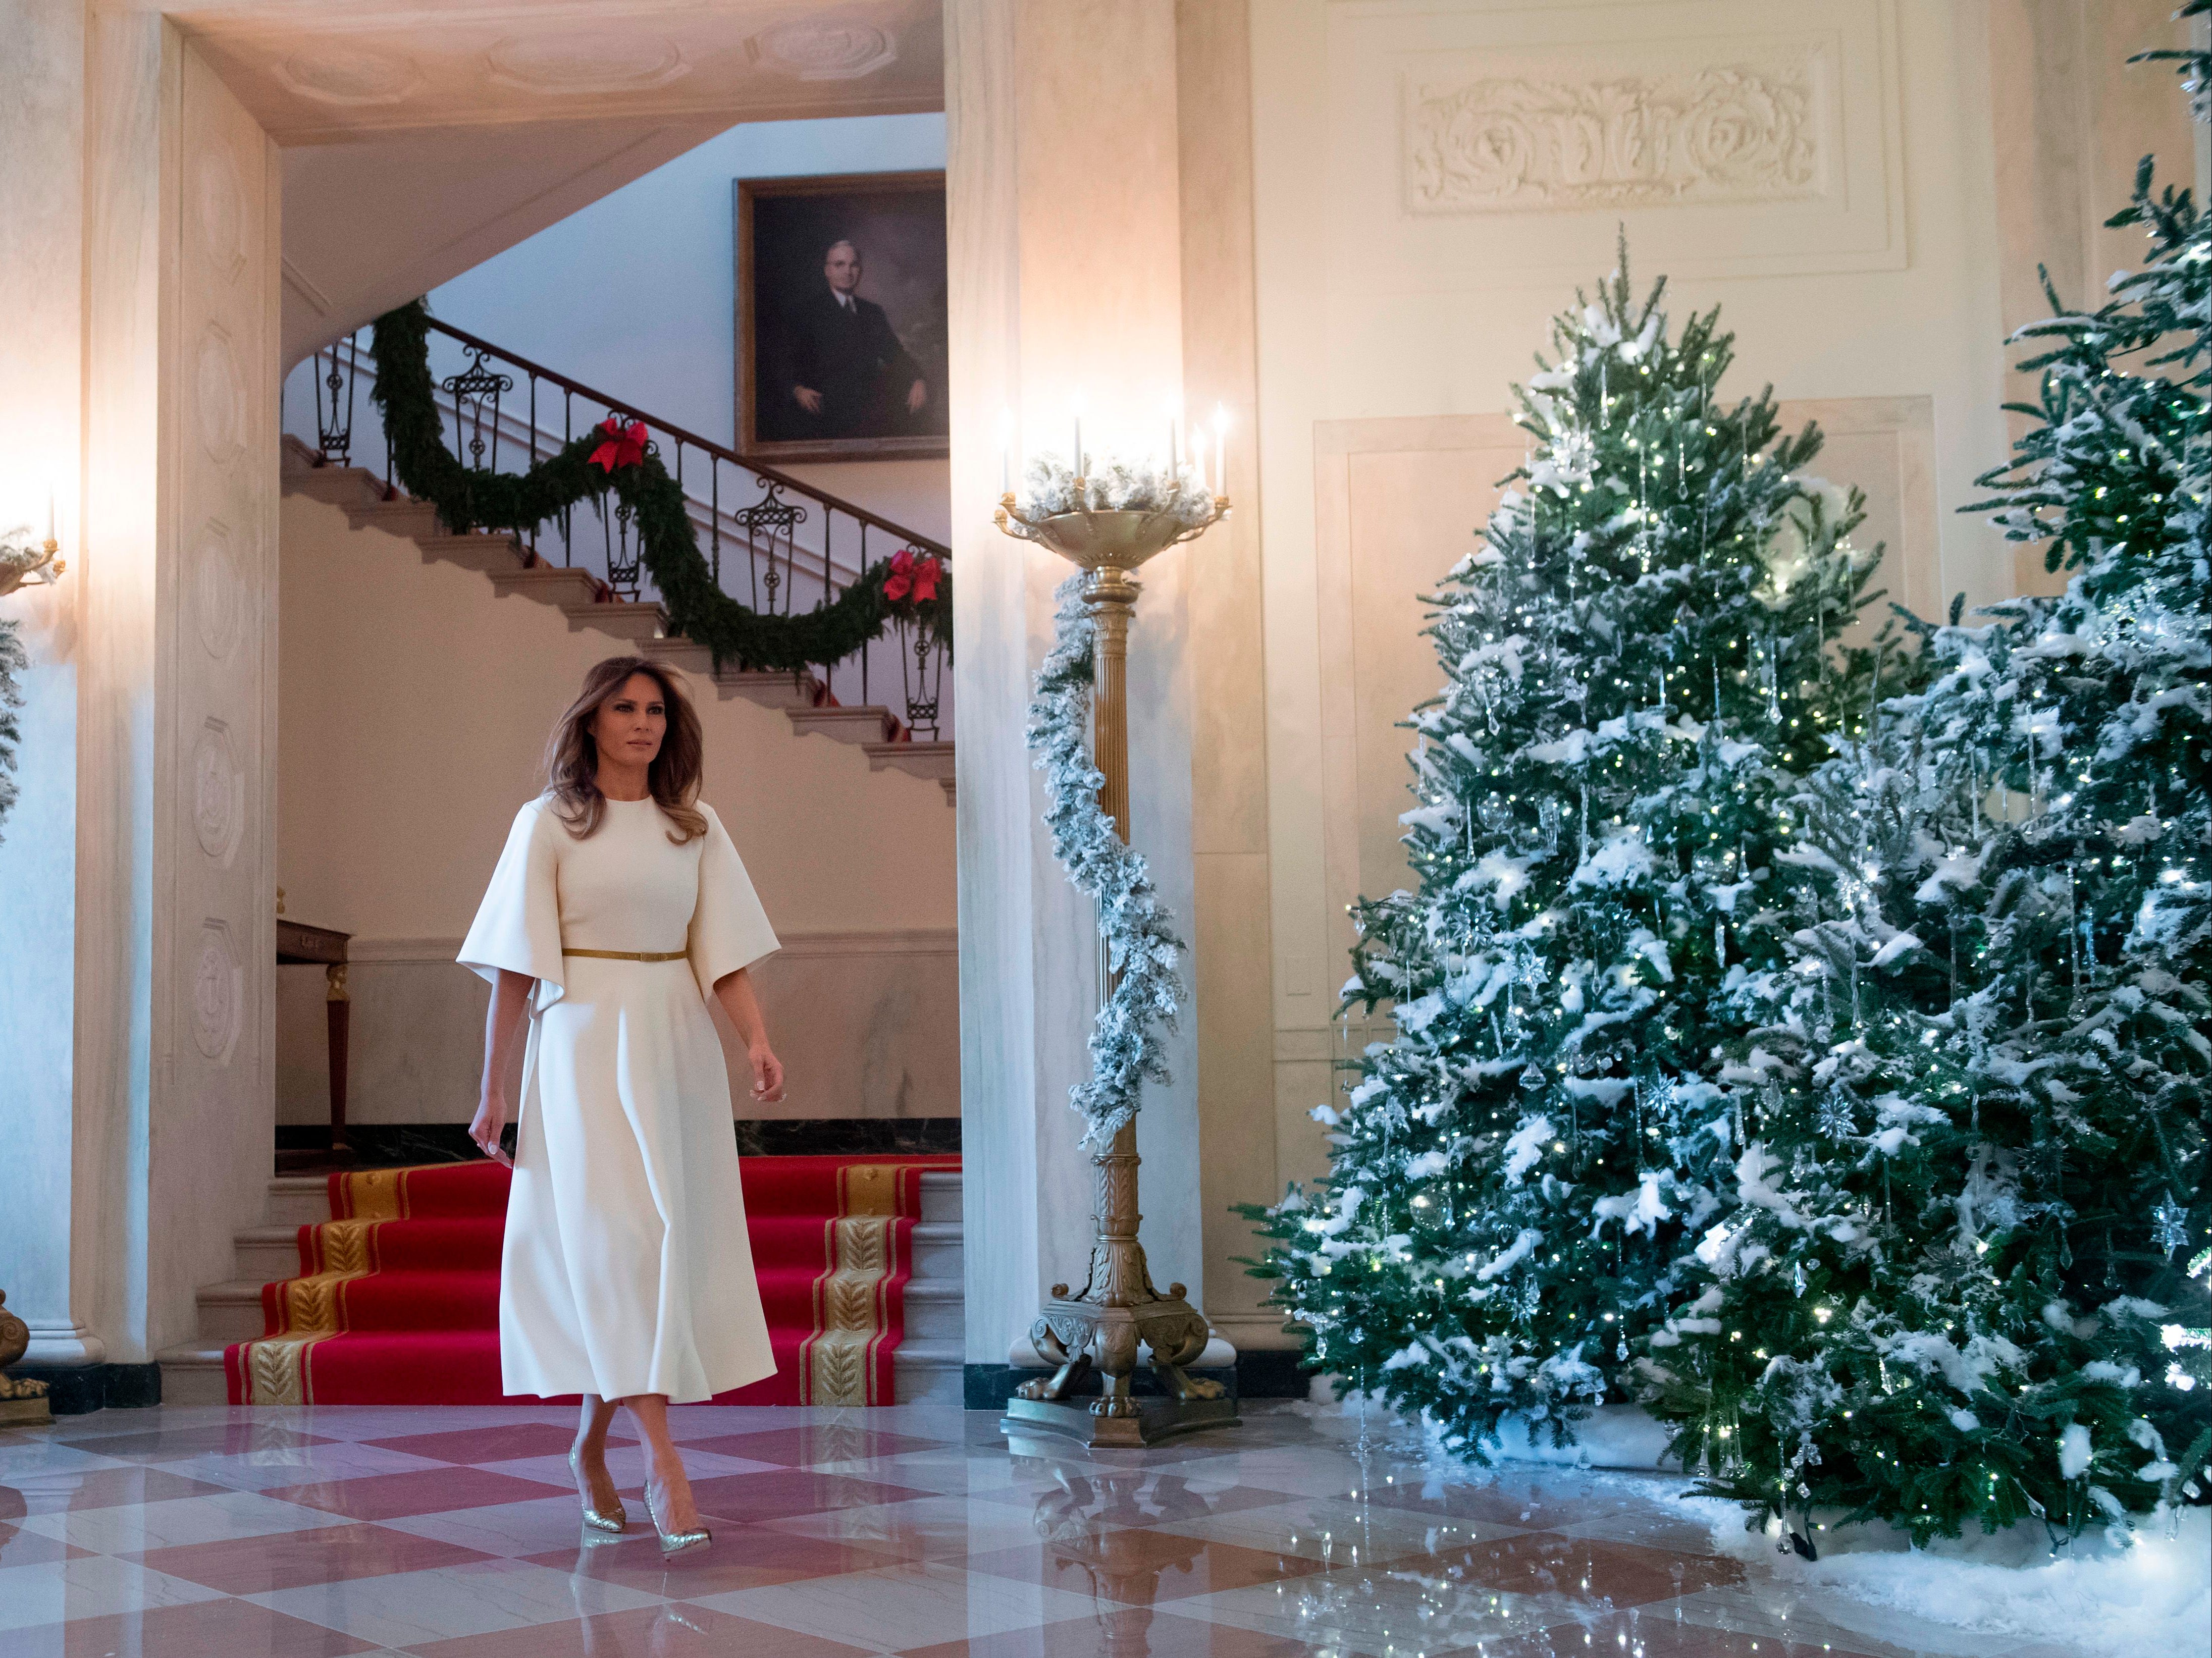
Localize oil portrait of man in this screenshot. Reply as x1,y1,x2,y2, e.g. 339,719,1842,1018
740,173,949,460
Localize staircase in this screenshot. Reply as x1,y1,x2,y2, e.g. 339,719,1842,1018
280,436,954,803
157,1167,965,1406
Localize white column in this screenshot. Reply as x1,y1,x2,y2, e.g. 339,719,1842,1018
947,0,1209,1381
0,0,93,1365
0,13,281,1373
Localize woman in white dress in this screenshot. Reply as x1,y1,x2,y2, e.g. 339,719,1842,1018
460,655,784,1551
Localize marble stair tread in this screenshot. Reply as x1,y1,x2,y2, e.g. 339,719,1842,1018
195,1281,281,1346
785,705,897,744
639,634,713,671
233,1224,307,1281
561,598,667,639
412,532,529,573
862,741,955,793
892,1339,964,1405
266,1175,334,1228
917,1171,962,1226
489,565,600,602
900,1282,963,1343
908,1222,963,1283
717,668,822,707
150,1347,228,1407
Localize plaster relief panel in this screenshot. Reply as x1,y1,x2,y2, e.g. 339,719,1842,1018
484,34,689,94
1329,0,1901,287
191,717,245,866
191,919,244,1064
194,325,246,465
276,48,423,106
1404,50,1828,215
193,148,248,283
748,20,898,81
192,520,243,660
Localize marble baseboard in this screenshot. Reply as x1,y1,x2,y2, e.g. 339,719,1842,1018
273,1117,962,1169
960,1348,1310,1409
735,1116,960,1156
5,1361,163,1415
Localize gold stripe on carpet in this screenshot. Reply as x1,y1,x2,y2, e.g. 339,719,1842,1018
802,1165,906,1406
338,1167,410,1222
236,1183,401,1404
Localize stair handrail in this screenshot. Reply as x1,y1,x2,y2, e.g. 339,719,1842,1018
420,316,949,560
301,303,950,737
316,334,879,590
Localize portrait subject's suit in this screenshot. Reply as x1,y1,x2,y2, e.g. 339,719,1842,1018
779,288,925,439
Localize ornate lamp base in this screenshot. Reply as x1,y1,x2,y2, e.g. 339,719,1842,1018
997,1122,1240,1449
1004,1390,1238,1450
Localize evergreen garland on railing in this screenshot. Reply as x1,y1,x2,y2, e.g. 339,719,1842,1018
1027,573,1185,1150
369,300,949,675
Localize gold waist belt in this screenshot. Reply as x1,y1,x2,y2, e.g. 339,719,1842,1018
562,947,688,962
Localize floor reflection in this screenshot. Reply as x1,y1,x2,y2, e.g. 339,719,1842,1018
0,1401,2068,1657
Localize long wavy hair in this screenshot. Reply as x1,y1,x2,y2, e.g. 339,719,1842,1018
543,656,707,843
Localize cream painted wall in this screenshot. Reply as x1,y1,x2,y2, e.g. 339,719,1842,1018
1246,0,2067,1192
275,488,958,1125
1986,0,2199,594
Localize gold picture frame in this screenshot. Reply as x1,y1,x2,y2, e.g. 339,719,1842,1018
736,170,949,463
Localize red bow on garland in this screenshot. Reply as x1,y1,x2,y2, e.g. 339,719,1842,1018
589,417,649,473
882,548,941,605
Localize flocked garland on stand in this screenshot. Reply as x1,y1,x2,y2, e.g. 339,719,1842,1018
370,300,949,674
0,601,23,841
1025,568,1185,1149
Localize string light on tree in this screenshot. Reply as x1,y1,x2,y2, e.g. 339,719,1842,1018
1239,236,1906,1462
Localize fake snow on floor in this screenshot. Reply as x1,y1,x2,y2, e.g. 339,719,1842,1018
1301,1394,2211,1658
1690,1492,2209,1658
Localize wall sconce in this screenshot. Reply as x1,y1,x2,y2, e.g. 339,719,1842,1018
0,493,65,598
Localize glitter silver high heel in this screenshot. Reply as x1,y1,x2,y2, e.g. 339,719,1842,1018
644,1477,711,1554
568,1449,628,1534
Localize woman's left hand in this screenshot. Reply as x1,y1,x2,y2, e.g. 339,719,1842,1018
749,1044,785,1104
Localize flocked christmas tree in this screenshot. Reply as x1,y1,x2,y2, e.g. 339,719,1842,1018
1240,247,1909,1452
1643,42,2211,1543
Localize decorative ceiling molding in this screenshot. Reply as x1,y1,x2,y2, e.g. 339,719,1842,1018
483,33,690,94
178,0,944,143
747,19,898,81
275,47,424,106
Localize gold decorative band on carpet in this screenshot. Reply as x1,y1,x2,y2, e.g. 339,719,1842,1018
226,1157,953,1407
232,1165,414,1406
799,1162,924,1407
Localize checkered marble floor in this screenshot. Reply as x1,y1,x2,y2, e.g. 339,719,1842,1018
1,1401,2087,1658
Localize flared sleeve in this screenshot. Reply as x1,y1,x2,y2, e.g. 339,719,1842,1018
689,804,779,999
458,796,566,1009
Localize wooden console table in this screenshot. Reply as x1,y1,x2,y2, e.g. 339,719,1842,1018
277,918,352,1161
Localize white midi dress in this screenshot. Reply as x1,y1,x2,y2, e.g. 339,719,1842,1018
457,793,780,1403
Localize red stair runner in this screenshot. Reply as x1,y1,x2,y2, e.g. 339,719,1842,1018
225,1156,957,1407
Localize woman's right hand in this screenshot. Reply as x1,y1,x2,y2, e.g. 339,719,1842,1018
470,1091,513,1167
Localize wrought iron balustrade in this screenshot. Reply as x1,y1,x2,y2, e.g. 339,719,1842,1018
291,320,950,741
